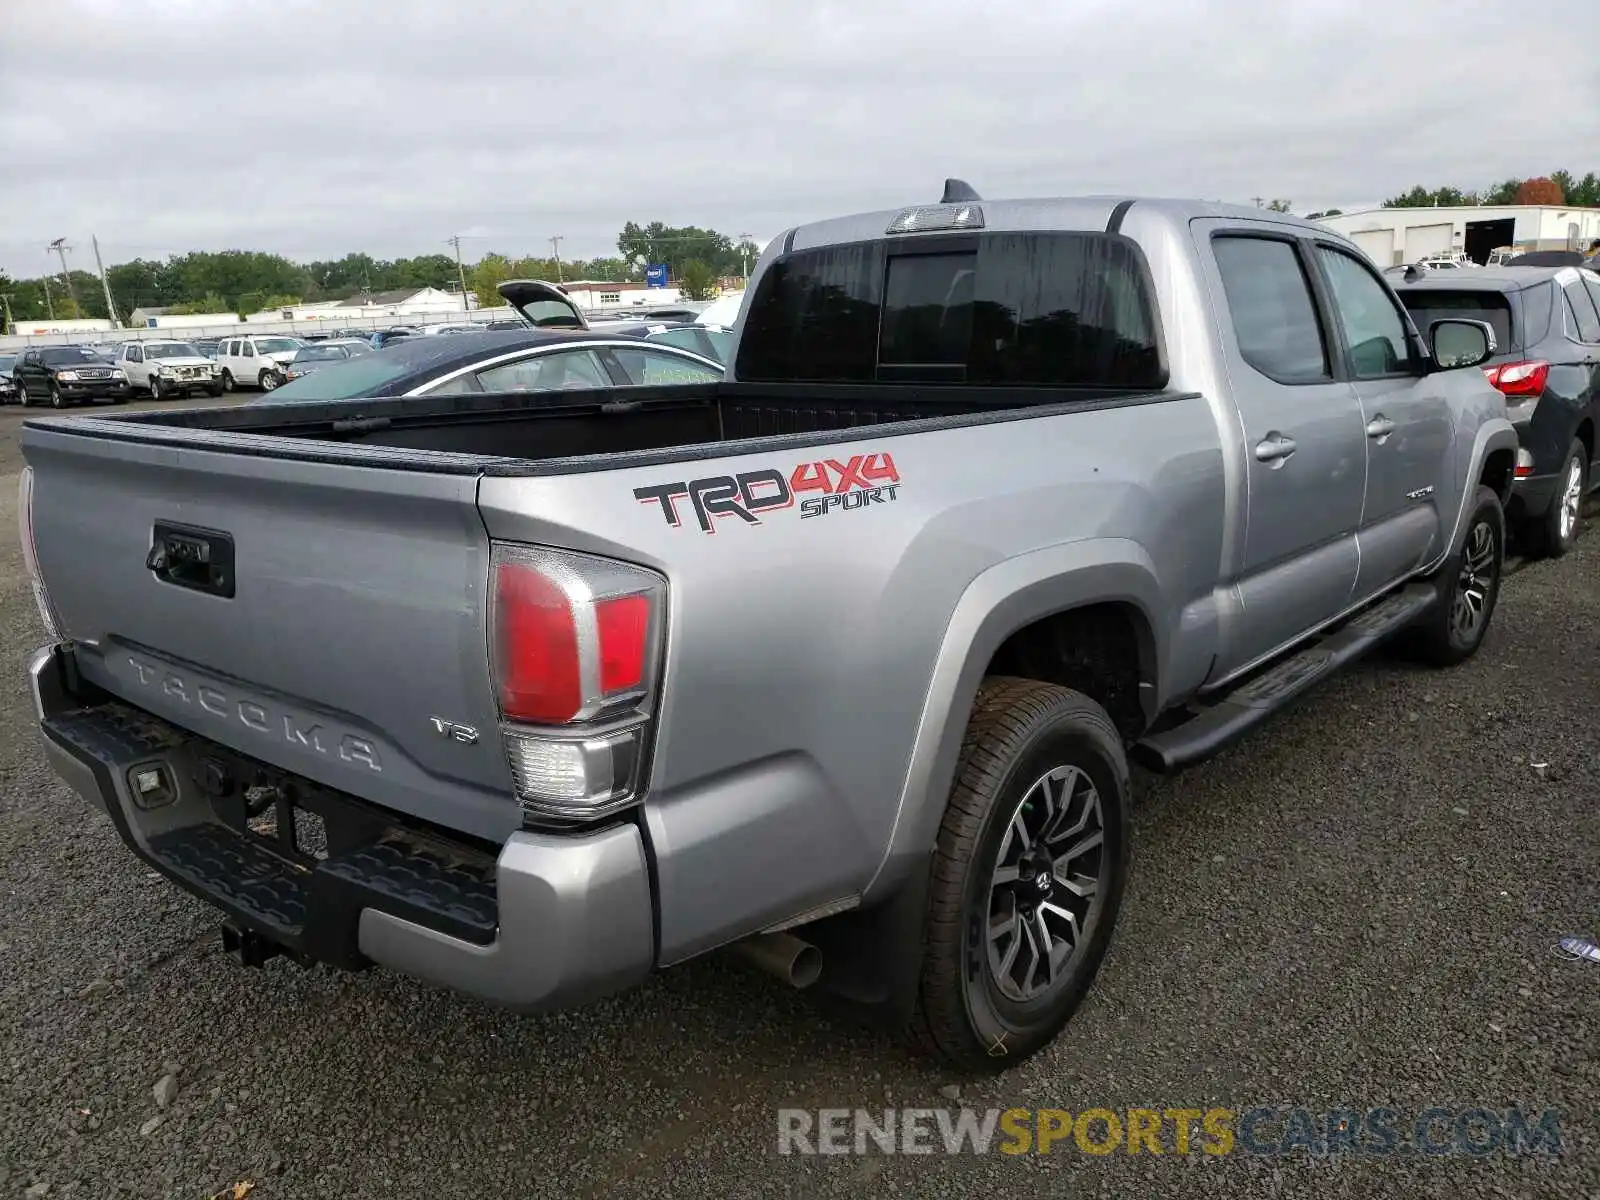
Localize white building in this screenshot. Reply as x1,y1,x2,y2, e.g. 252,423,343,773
1318,205,1600,268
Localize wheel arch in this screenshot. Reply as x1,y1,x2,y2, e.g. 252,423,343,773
860,539,1165,904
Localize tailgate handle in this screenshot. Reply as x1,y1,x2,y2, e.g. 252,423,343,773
147,522,236,599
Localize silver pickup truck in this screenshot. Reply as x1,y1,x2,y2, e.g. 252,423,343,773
22,186,1516,1072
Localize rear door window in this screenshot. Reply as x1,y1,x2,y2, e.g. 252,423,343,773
735,231,1164,389
1395,289,1515,356
1212,236,1330,383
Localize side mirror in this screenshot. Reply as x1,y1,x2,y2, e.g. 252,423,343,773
1430,319,1495,370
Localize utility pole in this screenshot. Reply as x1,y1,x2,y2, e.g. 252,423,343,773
48,238,78,312
92,235,120,328
447,235,470,311
0,293,13,334
1250,197,1264,209
738,232,753,286
549,236,564,284
42,276,55,320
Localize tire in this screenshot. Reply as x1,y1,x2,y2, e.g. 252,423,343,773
149,376,164,401
206,385,223,398
48,385,66,410
259,369,279,391
909,678,1130,1074
1411,485,1505,667
1520,439,1585,559
221,370,235,393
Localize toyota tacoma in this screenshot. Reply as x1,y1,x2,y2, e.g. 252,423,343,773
22,184,1515,1071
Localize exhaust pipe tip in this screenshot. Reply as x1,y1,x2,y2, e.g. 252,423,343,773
733,931,822,989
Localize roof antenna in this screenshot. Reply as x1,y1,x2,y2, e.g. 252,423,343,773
941,178,982,203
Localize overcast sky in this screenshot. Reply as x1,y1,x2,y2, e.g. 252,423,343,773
0,0,1593,278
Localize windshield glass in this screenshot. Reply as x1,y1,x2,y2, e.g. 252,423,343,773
147,343,202,359
39,347,101,365
293,344,350,362
0,355,15,372
254,338,300,354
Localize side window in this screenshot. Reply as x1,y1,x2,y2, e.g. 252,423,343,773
1563,281,1600,343
1212,236,1330,383
610,347,723,386
128,345,143,363
475,349,608,392
242,341,256,357
426,373,481,396
1315,247,1412,378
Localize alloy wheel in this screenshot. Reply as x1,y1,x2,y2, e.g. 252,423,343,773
1558,457,1583,545
985,764,1106,1003
1450,519,1496,643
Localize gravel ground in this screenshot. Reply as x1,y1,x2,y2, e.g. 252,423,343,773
0,398,1596,1199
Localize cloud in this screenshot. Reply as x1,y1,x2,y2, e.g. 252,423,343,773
0,0,1591,276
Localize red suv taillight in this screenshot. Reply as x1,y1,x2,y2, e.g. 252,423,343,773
489,543,665,824
17,467,62,640
1482,359,1549,398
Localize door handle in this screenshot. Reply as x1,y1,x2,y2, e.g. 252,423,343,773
1366,415,1397,441
1254,433,1298,464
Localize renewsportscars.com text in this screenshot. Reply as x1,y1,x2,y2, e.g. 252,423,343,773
777,1105,1565,1158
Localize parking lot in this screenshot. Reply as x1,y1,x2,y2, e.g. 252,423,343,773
0,397,1595,1198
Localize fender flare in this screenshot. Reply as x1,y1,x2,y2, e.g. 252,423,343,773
1424,416,1518,574
860,538,1166,902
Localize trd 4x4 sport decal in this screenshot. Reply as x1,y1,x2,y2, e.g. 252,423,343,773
634,452,901,534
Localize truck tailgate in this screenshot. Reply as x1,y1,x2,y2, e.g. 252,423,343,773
22,426,519,842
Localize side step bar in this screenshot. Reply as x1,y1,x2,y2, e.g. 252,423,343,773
1132,582,1437,772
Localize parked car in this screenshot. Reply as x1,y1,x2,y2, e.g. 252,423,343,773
20,188,1515,1073
694,291,744,328
0,354,17,404
419,322,488,337
252,329,723,404
283,340,373,382
217,335,303,393
12,344,129,406
1395,265,1600,557
191,339,222,361
644,322,733,364
116,340,222,399
369,327,418,349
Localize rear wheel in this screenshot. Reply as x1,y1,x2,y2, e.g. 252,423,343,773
909,678,1129,1073
1521,440,1585,559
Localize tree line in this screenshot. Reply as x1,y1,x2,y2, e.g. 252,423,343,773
1380,169,1599,210
0,221,761,325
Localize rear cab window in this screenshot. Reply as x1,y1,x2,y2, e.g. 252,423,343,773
1396,288,1518,358
734,231,1165,390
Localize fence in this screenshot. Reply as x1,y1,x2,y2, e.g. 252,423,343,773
0,306,526,352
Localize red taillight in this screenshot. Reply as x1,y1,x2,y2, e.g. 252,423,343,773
489,544,663,726
595,594,649,693
1482,359,1549,398
494,561,583,723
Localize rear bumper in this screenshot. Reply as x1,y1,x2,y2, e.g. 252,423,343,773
29,644,654,1012
1510,472,1558,520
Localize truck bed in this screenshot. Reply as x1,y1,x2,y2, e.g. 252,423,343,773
24,381,1169,474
